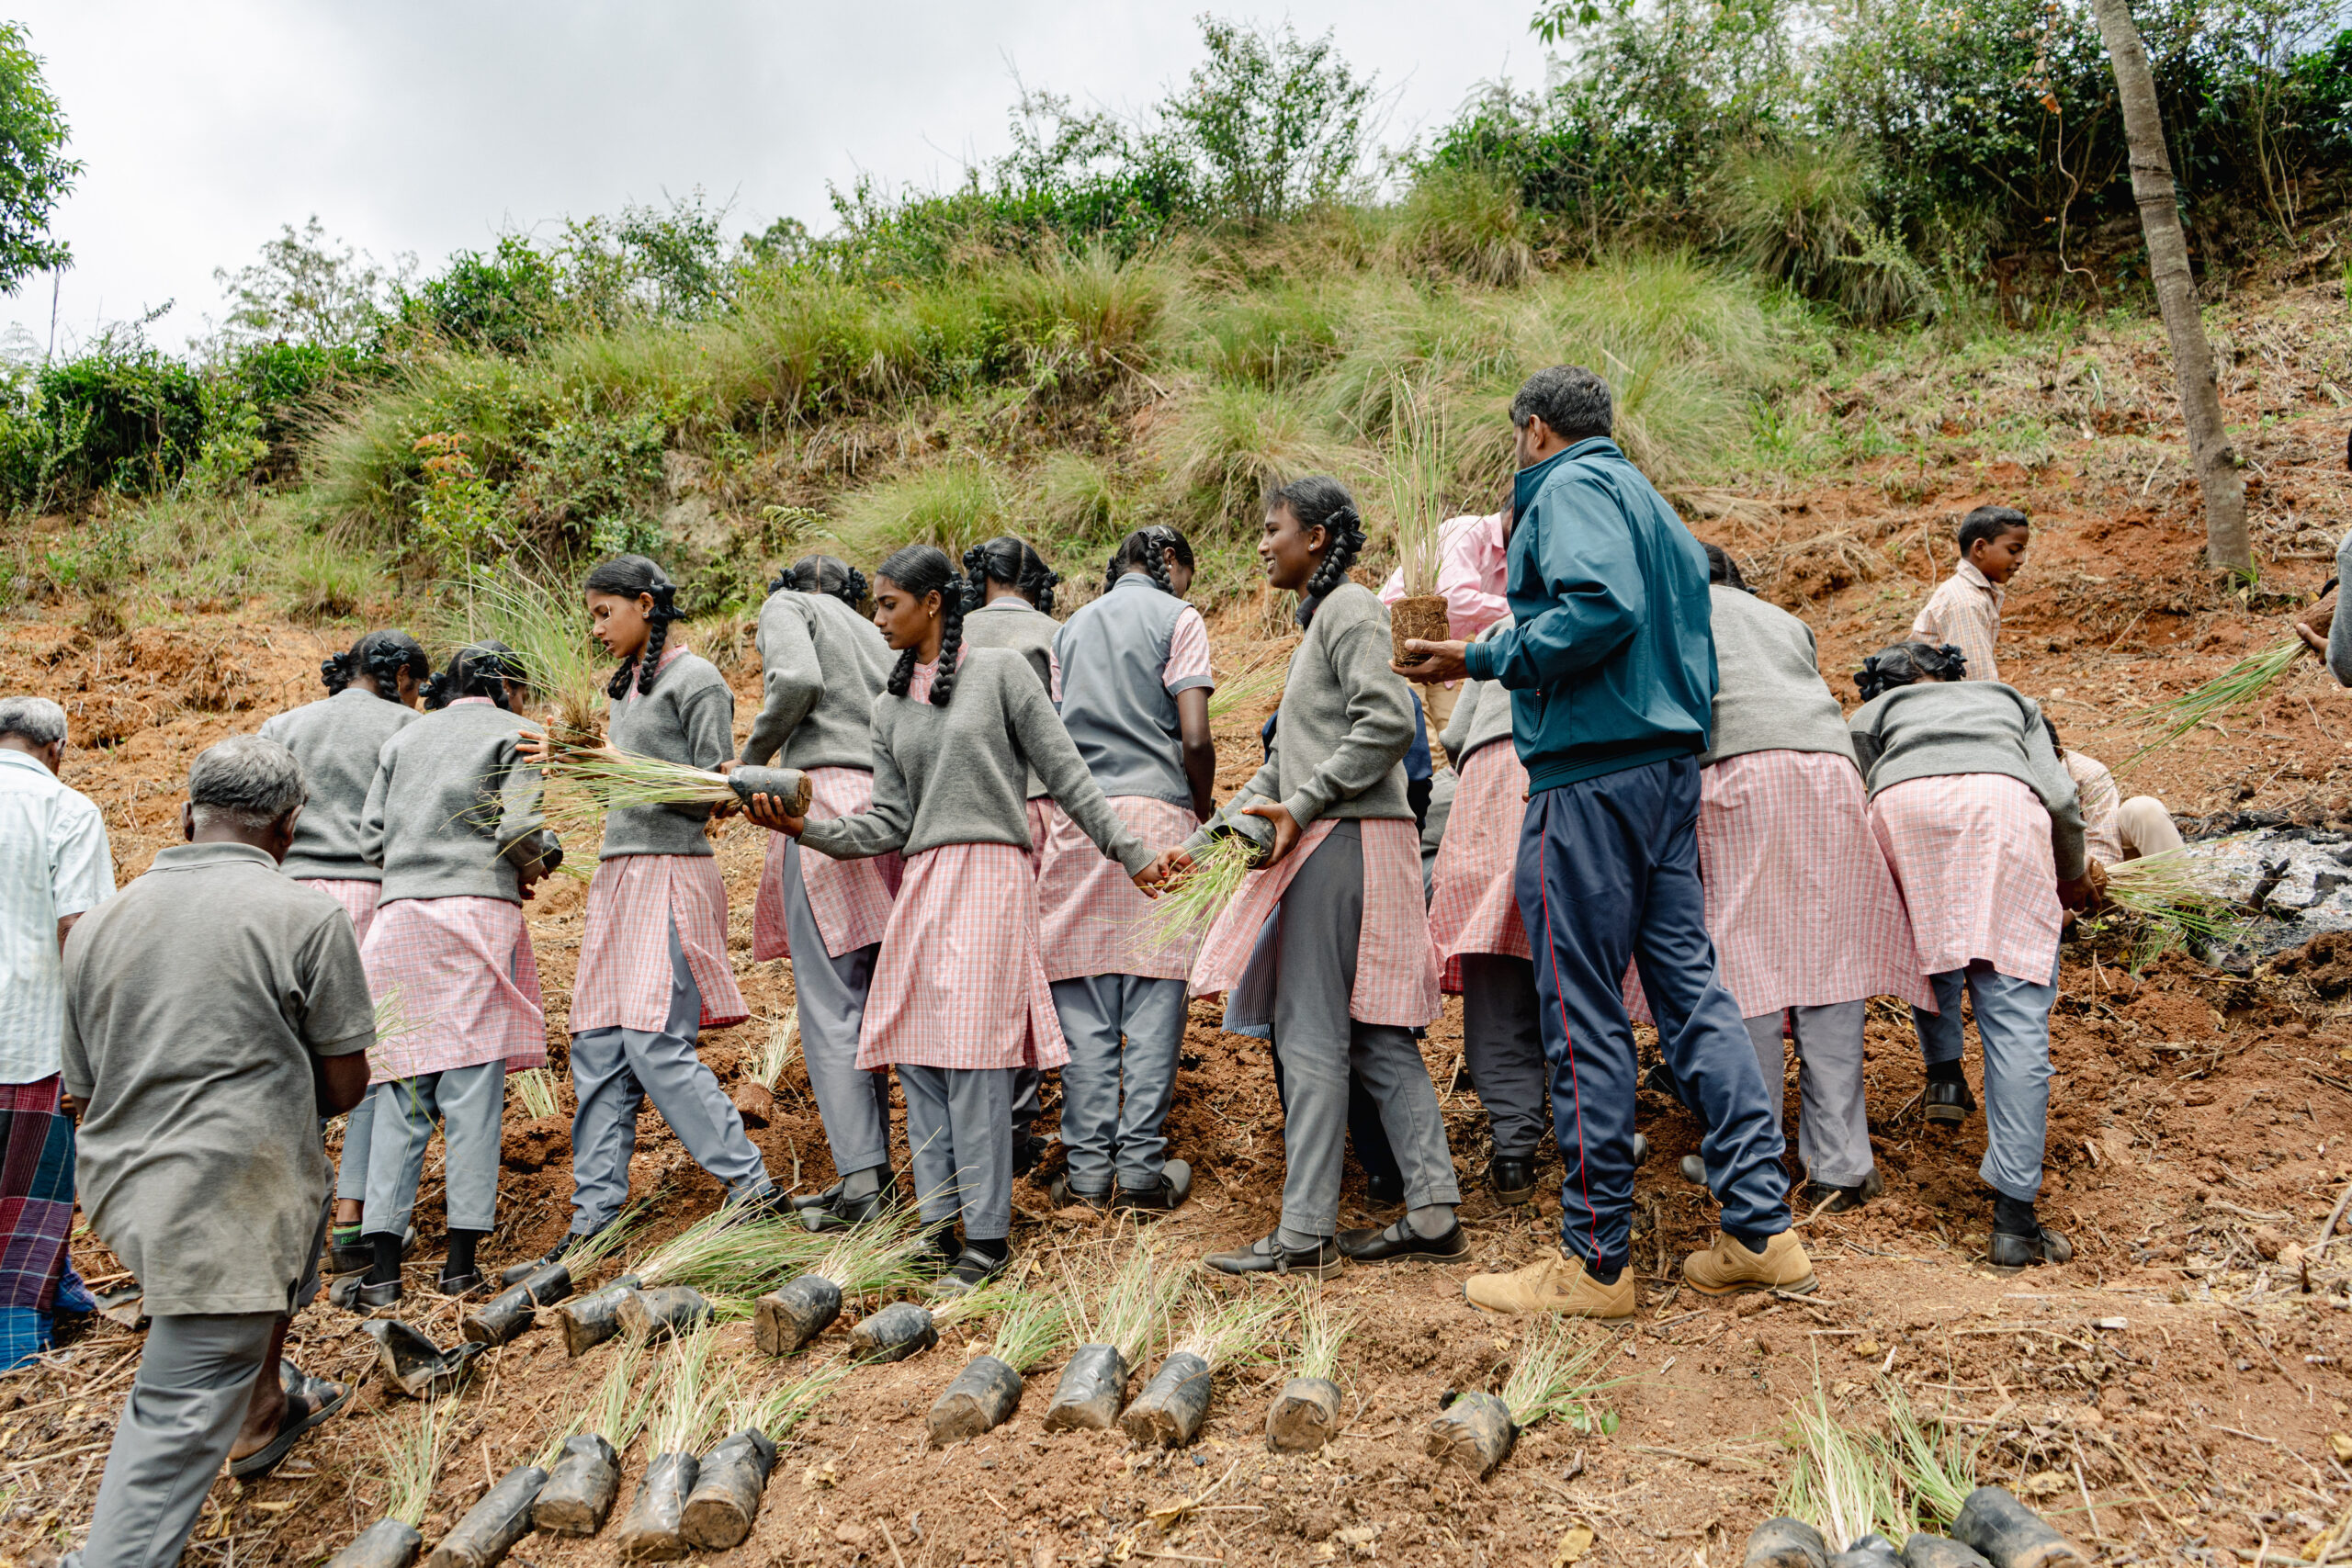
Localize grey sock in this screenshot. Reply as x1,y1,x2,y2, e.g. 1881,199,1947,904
1407,1204,1455,1239
1275,1225,1326,1252
842,1165,886,1201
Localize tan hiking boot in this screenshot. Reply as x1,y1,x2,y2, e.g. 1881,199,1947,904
1464,1252,1635,1319
1681,1230,1817,1296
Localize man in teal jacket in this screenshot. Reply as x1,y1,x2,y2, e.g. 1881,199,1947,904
1398,365,1811,1317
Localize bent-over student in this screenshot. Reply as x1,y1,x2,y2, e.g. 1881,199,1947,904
1037,525,1216,1214
1848,641,2099,1268
749,544,1170,1292
2045,717,2183,865
1181,477,1460,1279
61,737,374,1566
344,644,559,1308
736,554,904,1234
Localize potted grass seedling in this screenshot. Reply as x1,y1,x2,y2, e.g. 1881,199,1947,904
1948,1487,2092,1568
363,1318,489,1400
1121,1287,1288,1448
1374,369,1453,667
561,1207,822,1357
679,1365,848,1551
752,1206,930,1357
420,1445,548,1568
533,1339,651,1537
1425,1314,1616,1481
1770,1377,1908,1568
324,1396,458,1568
1043,1241,1181,1431
928,1280,1070,1446
1265,1287,1354,1452
730,1014,797,1130
469,1203,643,1348
613,1328,734,1559
2119,636,2304,772
847,1268,1021,1365
541,746,815,826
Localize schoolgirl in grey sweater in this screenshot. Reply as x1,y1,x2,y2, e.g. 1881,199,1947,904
259,631,431,886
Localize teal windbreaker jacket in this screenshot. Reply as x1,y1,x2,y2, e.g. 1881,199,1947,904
1462,438,1718,792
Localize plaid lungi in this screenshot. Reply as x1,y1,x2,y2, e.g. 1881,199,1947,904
1037,795,1201,982
1024,797,1057,877
362,897,547,1083
1190,817,1441,1028
752,767,903,962
1870,772,2061,985
0,1076,74,1314
300,878,382,945
857,842,1069,1072
573,854,750,1033
1429,743,1532,992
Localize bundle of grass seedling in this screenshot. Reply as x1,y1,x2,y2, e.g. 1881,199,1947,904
1122,1285,1289,1447
323,1397,458,1568
1045,1237,1183,1431
678,1365,850,1551
1774,1379,1908,1555
613,1328,736,1557
532,1339,651,1537
1135,820,1265,955
537,746,813,839
1266,1287,1355,1452
449,564,609,751
752,1204,932,1357
2119,635,2303,772
372,987,424,1047
507,1066,560,1121
928,1278,1071,1446
1204,649,1290,722
2097,850,2242,944
1426,1315,1618,1480
1881,1380,1978,1527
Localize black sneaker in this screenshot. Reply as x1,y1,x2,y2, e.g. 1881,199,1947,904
1925,1079,1977,1126
1204,1232,1344,1280
1488,1155,1537,1205
1988,1224,2073,1269
1114,1160,1193,1214
1048,1172,1113,1212
1336,1217,1469,1263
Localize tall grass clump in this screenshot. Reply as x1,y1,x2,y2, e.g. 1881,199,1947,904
831,458,1023,564
1385,166,1537,288
1190,282,1344,388
979,244,1176,398
445,560,608,745
1153,380,1340,531
1713,141,1936,325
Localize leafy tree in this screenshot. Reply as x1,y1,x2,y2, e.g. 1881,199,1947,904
0,22,80,293
1163,17,1375,225
399,235,564,353
209,216,403,350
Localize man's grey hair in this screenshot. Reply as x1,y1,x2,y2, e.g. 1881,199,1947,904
187,734,308,831
0,695,67,748
1510,366,1613,443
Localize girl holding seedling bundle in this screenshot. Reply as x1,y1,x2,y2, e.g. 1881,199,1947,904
1035,525,1217,1215
345,643,561,1305
731,555,904,1235
522,556,786,1274
1847,640,2100,1269
258,628,431,1273
1176,476,1461,1279
744,543,1171,1291
959,533,1068,1179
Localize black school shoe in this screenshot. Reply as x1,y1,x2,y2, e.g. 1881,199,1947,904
801,1175,901,1234
789,1180,843,1213
1204,1233,1344,1280
1364,1169,1405,1206
332,1224,414,1279
1048,1172,1113,1212
933,1248,1011,1295
435,1266,489,1301
330,1275,403,1313
1488,1155,1538,1205
1114,1160,1193,1214
497,1224,598,1287
1337,1217,1469,1263
1805,1169,1886,1214
1925,1079,1977,1126
1988,1224,2074,1269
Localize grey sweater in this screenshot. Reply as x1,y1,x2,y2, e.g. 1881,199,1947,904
1439,617,1518,768
797,647,1153,874
963,596,1063,798
2329,529,2352,688
1238,582,1416,829
600,650,736,860
741,590,893,773
259,688,419,882
1846,681,2087,880
361,698,558,903
1702,586,1858,768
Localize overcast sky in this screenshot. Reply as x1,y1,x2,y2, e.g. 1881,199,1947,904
0,1,1544,355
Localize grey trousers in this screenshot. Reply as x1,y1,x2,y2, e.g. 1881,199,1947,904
899,1064,1013,1242
66,1311,279,1568
1912,962,2056,1202
362,1062,506,1236
1049,973,1186,1193
1267,823,1460,1237
570,917,771,1232
1011,1067,1041,1149
1459,953,1547,1159
782,840,891,1175
1744,1002,1874,1190
333,1092,377,1204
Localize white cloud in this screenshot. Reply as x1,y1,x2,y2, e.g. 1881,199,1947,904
3,0,1536,355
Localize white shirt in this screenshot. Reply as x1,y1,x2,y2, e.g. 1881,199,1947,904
0,748,115,1082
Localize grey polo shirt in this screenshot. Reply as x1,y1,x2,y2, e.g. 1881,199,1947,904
62,841,376,1317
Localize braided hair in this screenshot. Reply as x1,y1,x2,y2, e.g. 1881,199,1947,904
322,629,430,698
877,544,967,708
424,640,526,711
1855,640,1968,701
963,536,1059,615
1102,525,1194,597
1702,543,1752,593
582,555,684,700
1272,475,1368,604
770,553,869,610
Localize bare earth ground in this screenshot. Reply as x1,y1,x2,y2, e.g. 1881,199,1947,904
5,280,2352,1567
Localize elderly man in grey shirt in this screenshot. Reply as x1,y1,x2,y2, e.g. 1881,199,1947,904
61,735,375,1568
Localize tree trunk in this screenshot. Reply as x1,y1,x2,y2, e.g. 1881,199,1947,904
2088,0,2251,577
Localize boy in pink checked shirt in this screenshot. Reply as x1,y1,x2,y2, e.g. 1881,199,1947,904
1910,505,2030,683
